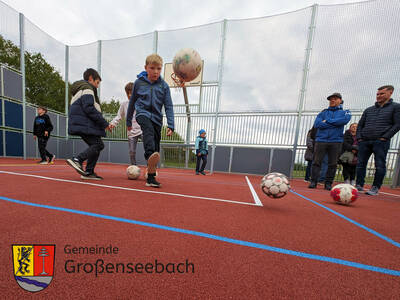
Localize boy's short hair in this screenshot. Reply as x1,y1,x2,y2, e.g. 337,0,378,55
378,85,394,92
38,106,47,112
83,68,102,81
125,82,134,95
145,54,163,66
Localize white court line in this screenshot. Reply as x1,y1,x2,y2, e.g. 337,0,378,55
0,171,257,207
380,191,400,198
245,176,263,206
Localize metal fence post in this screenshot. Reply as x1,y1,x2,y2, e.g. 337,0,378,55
290,4,318,178
153,30,158,53
19,13,26,160
210,19,227,174
97,40,102,98
65,45,69,139
391,149,400,188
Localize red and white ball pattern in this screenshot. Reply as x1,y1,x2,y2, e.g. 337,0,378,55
261,172,290,198
330,183,358,204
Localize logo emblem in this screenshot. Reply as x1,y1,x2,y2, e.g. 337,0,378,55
12,245,55,292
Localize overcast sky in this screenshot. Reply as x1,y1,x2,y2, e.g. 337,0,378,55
2,0,359,45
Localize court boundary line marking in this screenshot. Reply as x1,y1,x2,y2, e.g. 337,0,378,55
0,170,257,207
380,191,400,198
245,176,263,206
291,189,400,248
0,195,399,277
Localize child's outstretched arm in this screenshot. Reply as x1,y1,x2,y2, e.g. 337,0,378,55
126,83,139,129
164,85,174,134
110,103,125,128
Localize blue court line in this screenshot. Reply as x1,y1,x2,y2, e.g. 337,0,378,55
290,190,400,249
1,196,399,277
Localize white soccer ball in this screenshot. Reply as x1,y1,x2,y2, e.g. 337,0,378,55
330,183,358,205
126,165,141,180
172,48,202,82
261,172,290,198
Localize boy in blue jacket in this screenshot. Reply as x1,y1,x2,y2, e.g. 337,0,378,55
127,54,174,188
195,129,208,175
309,93,351,190
66,68,110,180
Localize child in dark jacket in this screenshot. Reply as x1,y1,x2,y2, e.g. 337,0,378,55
66,68,110,180
33,106,54,164
195,129,208,175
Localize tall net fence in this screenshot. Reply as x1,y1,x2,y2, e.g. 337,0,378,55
1,0,400,182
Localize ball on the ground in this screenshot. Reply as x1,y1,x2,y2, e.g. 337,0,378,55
126,165,141,180
172,48,202,82
261,172,290,198
330,183,358,204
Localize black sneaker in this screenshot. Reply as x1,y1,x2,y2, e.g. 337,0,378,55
308,182,317,189
356,185,364,192
146,174,161,188
324,183,332,191
200,171,206,175
66,158,86,175
81,173,103,180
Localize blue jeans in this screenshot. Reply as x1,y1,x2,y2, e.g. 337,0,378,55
356,139,390,188
305,155,327,181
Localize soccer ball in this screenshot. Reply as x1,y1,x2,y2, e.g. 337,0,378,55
261,172,291,198
330,183,358,204
126,165,141,180
172,48,202,82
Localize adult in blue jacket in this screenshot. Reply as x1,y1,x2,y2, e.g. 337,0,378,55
356,85,400,195
66,68,110,180
309,93,351,190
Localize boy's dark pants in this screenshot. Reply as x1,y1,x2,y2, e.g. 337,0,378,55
356,139,390,188
77,135,104,174
136,115,161,161
311,142,342,184
342,163,356,181
38,137,52,161
196,154,207,172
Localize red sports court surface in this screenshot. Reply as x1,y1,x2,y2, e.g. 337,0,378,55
0,157,399,299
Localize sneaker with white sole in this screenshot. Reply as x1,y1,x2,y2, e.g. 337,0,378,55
38,160,48,165
66,158,86,175
49,155,56,164
146,174,161,188
356,185,364,192
81,173,103,180
365,186,379,196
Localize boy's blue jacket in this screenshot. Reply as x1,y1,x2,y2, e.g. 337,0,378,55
127,71,174,130
195,136,208,155
314,105,351,143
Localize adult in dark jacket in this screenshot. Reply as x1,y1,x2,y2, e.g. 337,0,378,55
309,93,351,190
340,123,358,185
304,127,328,182
33,106,54,164
356,85,400,195
66,68,110,180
